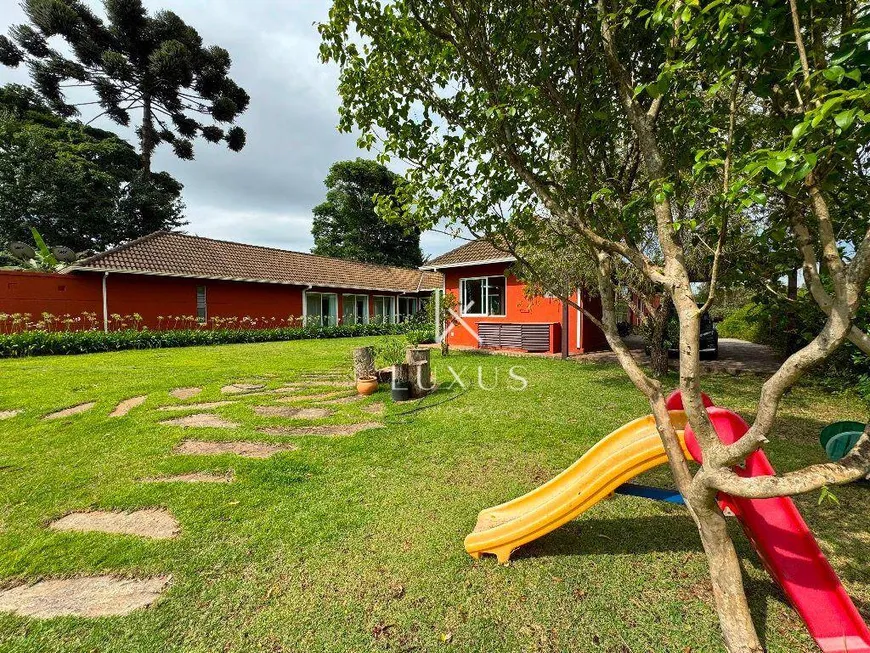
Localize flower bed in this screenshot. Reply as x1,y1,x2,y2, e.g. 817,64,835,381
0,319,432,358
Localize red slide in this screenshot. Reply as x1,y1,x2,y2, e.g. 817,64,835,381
683,407,870,653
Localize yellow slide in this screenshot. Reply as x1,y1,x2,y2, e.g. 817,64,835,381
464,411,691,563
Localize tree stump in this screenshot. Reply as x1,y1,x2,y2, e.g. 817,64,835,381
406,347,432,398
352,346,376,379
392,362,412,401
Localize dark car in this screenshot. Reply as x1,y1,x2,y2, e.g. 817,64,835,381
666,310,719,359
644,309,720,360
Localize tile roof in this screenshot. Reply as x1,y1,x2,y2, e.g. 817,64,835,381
422,238,516,269
72,231,443,293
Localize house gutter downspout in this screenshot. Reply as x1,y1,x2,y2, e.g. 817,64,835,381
102,272,109,333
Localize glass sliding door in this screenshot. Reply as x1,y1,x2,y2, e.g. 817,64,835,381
305,292,338,326
373,296,396,324
342,294,369,325
397,297,418,322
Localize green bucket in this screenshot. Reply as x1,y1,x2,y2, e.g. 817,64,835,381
820,421,865,449
825,431,865,462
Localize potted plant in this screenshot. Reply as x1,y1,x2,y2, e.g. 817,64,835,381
356,376,378,396
376,338,411,402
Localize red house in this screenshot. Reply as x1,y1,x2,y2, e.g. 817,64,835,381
0,231,442,331
422,239,609,355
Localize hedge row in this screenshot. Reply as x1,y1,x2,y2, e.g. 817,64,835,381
0,322,433,358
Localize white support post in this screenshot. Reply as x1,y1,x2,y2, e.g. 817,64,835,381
102,272,109,333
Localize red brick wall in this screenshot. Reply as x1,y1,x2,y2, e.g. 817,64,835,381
440,262,606,354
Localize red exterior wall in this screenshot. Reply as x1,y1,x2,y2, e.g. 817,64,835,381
0,270,431,331
440,262,607,354
0,271,102,326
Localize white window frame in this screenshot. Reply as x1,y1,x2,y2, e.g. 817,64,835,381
397,296,418,322
196,285,207,323
373,295,396,324
304,291,339,326
342,294,370,325
460,275,507,318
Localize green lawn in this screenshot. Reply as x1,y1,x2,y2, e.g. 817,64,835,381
0,338,867,652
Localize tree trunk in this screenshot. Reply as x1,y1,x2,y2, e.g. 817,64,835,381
141,94,154,180
690,488,765,653
648,299,672,377
786,267,799,354
352,346,376,379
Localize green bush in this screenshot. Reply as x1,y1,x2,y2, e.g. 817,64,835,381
0,322,434,358
717,303,765,343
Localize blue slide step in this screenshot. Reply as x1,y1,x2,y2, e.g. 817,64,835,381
615,483,685,504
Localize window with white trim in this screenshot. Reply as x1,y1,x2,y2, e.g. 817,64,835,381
397,296,418,322
342,294,369,325
460,276,506,317
305,292,338,326
373,295,396,324
196,285,207,322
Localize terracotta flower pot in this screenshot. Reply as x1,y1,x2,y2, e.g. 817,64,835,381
356,377,378,396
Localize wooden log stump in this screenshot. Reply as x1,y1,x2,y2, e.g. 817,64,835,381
392,362,412,401
406,348,432,398
352,346,376,380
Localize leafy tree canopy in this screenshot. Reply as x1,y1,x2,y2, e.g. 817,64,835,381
0,83,185,252
312,158,423,268
0,0,249,174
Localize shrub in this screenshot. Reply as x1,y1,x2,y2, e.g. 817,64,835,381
717,303,765,343
0,321,427,358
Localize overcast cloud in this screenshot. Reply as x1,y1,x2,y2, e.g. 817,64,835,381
0,0,463,259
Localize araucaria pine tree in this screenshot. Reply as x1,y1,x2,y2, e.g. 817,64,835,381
0,0,249,177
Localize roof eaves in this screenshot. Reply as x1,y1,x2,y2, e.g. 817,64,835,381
420,256,516,271
67,265,427,293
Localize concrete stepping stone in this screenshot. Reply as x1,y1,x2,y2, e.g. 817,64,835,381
0,409,22,420
322,394,364,405
259,422,384,438
142,471,235,484
276,391,347,403
0,575,170,618
160,414,239,429
156,401,236,411
253,406,333,419
221,383,266,395
170,387,202,400
44,402,96,421
109,396,147,418
49,509,179,539
174,440,297,458
361,402,385,415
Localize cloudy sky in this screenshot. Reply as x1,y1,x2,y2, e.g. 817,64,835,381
0,0,463,259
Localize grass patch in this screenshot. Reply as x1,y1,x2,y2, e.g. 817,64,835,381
0,338,867,652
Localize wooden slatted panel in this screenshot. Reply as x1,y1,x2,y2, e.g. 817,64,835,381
520,324,551,352
477,323,502,348
476,323,551,352
499,323,524,349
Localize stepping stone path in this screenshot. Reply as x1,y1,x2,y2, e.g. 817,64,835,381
109,396,147,418
276,391,348,403
170,387,202,400
361,402,385,415
160,414,239,429
44,402,96,421
157,401,236,411
174,440,297,458
253,406,333,419
0,576,170,618
259,422,384,438
142,472,235,484
0,409,22,420
221,383,266,395
50,509,180,539
322,394,364,405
